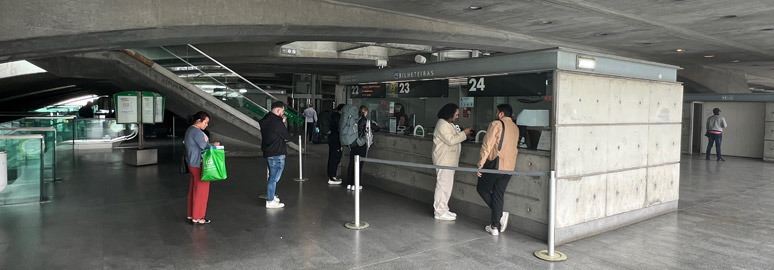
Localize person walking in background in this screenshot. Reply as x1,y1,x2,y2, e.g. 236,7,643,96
327,104,345,185
476,104,519,236
432,104,472,221
259,102,291,209
185,111,221,224
706,107,728,161
303,105,318,142
344,105,380,191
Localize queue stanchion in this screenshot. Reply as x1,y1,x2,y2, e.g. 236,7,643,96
534,170,567,261
294,135,307,182
345,155,369,230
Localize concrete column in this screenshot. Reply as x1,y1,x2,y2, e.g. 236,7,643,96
335,85,347,105
764,103,774,161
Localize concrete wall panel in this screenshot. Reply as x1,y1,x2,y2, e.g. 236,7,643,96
649,83,684,123
765,122,774,141
764,141,774,160
646,163,680,206
556,175,606,228
555,126,608,178
606,168,647,216
606,125,649,171
556,73,611,125
609,79,650,123
647,124,682,165
766,102,774,122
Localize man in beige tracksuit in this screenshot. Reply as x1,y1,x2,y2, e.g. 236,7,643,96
432,104,472,221
477,104,519,235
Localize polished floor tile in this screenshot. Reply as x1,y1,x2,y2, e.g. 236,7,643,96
0,141,772,269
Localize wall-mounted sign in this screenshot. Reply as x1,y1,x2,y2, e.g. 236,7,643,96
460,97,475,108
387,80,448,98
349,84,386,98
466,73,550,97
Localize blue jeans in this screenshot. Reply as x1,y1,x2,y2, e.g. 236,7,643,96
706,133,723,159
266,155,285,201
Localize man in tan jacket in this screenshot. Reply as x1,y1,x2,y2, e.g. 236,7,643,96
476,104,519,236
432,104,472,221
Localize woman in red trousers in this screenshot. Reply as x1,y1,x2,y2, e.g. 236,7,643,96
184,111,220,224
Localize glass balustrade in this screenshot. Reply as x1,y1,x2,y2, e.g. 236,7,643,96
0,135,45,205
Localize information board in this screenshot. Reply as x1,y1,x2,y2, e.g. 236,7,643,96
153,93,165,123
466,73,550,97
349,84,386,98
387,79,448,98
142,94,155,124
115,94,138,124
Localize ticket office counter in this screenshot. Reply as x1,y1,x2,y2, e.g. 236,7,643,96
345,72,554,239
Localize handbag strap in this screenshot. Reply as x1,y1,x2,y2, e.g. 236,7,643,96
495,119,505,155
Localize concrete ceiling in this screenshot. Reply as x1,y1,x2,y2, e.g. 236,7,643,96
329,0,774,89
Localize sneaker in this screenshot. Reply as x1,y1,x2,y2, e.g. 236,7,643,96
347,185,352,190
500,212,509,232
334,177,343,181
434,212,456,221
328,178,342,185
485,225,499,236
448,211,457,217
273,196,280,203
266,200,285,209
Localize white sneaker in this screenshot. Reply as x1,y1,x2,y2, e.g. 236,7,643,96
347,185,352,190
434,212,456,221
448,211,457,217
334,177,343,181
273,196,280,203
266,200,285,209
500,212,509,232
328,178,342,185
485,225,499,236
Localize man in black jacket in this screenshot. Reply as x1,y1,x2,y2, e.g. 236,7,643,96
327,104,345,184
259,101,290,209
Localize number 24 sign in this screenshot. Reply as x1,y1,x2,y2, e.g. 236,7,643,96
467,77,486,92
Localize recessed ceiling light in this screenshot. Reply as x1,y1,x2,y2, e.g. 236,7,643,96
704,55,715,58
468,6,482,10
638,42,653,45
540,20,553,25
594,33,608,36
761,28,774,31
723,15,738,19
676,48,685,52
731,60,740,63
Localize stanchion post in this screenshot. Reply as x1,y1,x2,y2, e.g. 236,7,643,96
345,155,369,230
534,170,567,261
294,135,307,181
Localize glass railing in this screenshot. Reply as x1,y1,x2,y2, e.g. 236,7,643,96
0,128,58,185
0,135,46,205
74,118,137,141
131,46,304,137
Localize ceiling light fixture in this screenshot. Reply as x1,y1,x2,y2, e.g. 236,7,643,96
722,15,738,19
676,48,685,52
468,6,482,10
540,20,553,25
731,60,740,63
704,55,715,58
594,33,608,36
761,28,774,31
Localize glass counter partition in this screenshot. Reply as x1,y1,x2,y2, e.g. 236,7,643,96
74,118,137,141
0,128,58,185
0,135,45,205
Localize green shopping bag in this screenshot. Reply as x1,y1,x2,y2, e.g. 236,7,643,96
201,146,227,181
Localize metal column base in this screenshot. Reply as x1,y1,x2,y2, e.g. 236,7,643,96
293,177,308,182
534,250,567,262
345,222,369,230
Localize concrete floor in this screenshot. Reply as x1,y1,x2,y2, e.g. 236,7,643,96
0,140,772,269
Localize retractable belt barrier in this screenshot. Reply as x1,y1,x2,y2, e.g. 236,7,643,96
348,155,567,262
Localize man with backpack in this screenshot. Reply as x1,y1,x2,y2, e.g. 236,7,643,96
339,105,380,190
327,104,345,185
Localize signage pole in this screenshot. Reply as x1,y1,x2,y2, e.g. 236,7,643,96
137,91,144,150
